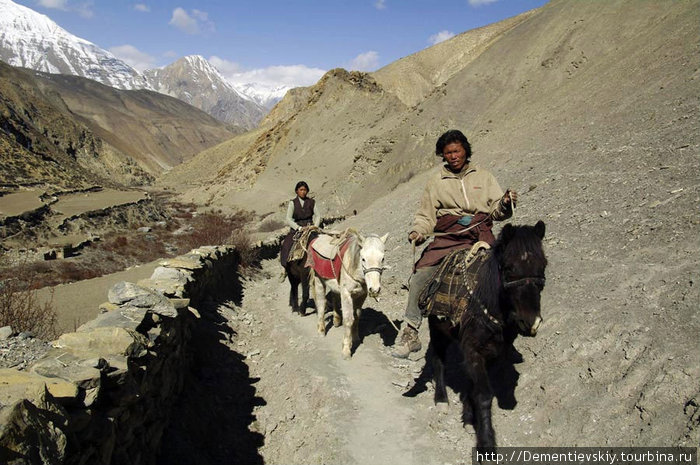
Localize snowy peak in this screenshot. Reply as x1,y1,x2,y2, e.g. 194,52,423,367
144,56,265,129
0,0,149,90
150,55,245,98
232,82,291,109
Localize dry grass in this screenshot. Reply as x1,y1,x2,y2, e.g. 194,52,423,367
257,218,286,232
176,210,259,268
0,257,57,339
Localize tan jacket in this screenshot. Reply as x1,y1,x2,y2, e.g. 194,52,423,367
412,163,511,236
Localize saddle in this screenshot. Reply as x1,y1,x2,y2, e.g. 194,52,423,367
418,241,491,325
306,229,355,279
309,234,341,258
289,226,319,262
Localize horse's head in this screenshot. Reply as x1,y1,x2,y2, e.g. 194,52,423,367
357,233,388,298
499,221,547,337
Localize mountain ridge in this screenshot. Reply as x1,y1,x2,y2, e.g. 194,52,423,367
0,60,238,187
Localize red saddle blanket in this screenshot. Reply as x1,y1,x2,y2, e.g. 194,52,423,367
306,238,351,279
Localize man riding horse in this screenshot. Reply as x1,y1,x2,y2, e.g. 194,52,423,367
391,129,517,358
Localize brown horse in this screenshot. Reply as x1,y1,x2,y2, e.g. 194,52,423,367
428,221,547,448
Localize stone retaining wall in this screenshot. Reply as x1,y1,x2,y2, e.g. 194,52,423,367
0,245,242,465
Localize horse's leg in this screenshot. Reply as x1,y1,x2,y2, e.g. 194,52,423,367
340,287,354,359
350,293,366,345
331,293,342,327
287,264,299,313
299,266,310,316
463,353,496,448
428,316,450,405
312,276,327,334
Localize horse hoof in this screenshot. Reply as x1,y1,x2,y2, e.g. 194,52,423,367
436,402,449,415
341,351,351,360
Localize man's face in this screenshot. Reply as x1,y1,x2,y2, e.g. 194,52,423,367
442,142,467,172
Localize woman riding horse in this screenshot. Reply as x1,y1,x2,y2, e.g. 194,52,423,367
391,129,517,358
280,181,321,271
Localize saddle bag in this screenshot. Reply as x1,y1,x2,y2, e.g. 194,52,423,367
418,241,491,325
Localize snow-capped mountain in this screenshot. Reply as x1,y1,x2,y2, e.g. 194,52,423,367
232,82,291,110
0,0,150,90
144,55,265,130
0,0,274,128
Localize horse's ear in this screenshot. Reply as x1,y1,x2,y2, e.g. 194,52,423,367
534,220,546,239
501,223,515,243
380,233,389,244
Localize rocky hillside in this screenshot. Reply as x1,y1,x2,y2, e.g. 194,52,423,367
159,0,700,447
0,60,238,188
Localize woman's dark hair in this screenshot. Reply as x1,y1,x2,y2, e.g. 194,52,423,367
295,181,310,192
435,129,472,160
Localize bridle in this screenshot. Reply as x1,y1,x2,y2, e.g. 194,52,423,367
362,265,384,275
503,276,546,289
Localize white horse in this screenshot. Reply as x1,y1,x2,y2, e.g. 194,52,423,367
309,231,388,359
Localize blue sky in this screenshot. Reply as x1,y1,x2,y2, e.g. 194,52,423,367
14,0,549,88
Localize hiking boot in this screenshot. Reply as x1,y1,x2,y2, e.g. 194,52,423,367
391,325,422,359
279,269,287,283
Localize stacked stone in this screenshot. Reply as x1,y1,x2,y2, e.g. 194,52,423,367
0,245,241,465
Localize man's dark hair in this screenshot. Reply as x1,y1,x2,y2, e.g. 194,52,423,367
435,129,472,160
295,181,310,192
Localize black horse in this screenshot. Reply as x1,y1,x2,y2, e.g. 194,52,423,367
286,253,310,315
428,220,547,448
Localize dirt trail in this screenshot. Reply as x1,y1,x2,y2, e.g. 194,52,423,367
231,258,485,465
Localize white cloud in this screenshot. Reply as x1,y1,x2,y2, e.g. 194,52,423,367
75,1,93,18
169,7,214,35
374,0,387,10
212,58,325,89
191,9,209,21
163,50,178,58
37,0,93,17
109,44,156,71
37,0,68,9
468,0,498,6
208,56,244,76
134,4,150,12
428,30,456,45
346,51,379,72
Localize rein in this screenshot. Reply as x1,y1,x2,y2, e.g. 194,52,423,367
410,191,516,265
503,276,545,289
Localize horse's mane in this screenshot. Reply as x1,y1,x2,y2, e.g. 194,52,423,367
462,248,502,326
501,224,547,269
336,228,362,281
